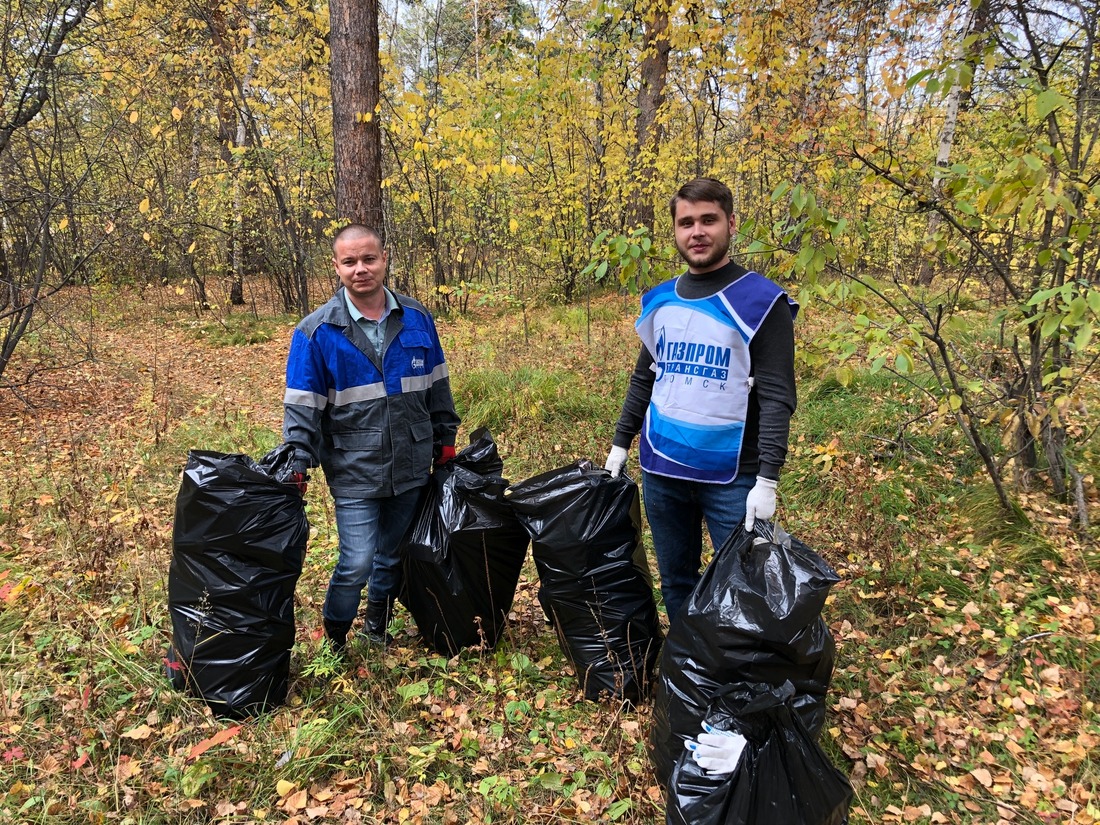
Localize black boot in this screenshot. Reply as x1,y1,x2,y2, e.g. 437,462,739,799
363,598,394,646
323,618,352,654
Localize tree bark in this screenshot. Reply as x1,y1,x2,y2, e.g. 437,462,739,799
628,0,670,233
918,0,987,286
0,1,94,155
230,15,260,306
329,0,385,233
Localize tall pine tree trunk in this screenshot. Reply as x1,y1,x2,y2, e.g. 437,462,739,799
628,0,670,233
329,0,384,233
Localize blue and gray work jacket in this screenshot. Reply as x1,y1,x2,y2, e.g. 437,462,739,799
282,287,460,499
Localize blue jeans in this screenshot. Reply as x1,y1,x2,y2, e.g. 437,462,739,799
642,471,755,624
323,487,423,626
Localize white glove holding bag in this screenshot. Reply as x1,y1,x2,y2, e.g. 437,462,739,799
604,446,628,478
744,476,777,531
685,721,748,776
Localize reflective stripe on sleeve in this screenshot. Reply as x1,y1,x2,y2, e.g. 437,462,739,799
284,388,328,409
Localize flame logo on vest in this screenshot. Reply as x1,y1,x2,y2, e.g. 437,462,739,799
653,326,732,383
654,328,666,381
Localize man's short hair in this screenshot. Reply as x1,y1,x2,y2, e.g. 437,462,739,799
669,178,734,220
332,223,384,251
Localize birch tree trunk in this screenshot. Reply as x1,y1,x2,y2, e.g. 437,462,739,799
918,0,986,286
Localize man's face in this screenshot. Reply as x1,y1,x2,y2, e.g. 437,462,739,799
333,233,388,304
673,199,735,273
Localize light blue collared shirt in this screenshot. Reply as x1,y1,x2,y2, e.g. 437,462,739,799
345,287,398,358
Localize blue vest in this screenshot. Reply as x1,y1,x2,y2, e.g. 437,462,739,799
636,272,797,483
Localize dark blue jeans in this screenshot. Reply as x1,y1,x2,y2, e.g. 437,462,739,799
642,471,755,624
322,486,422,626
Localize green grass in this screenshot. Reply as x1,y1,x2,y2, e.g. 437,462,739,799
183,313,297,347
157,412,283,463
546,300,623,330
454,366,621,434
956,484,1061,569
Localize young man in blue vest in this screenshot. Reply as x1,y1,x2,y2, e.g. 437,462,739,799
283,224,461,651
605,178,798,624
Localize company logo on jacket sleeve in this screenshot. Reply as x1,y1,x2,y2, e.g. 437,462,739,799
411,356,425,372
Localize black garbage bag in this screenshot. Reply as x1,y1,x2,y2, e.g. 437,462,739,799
166,444,308,718
506,460,661,704
651,522,840,787
668,681,852,825
399,429,529,656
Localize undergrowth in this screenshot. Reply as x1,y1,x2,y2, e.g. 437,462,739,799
0,287,1095,824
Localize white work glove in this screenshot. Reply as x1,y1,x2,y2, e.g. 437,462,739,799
744,476,777,531
604,445,628,478
685,721,748,776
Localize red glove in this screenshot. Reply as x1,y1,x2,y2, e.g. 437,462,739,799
435,445,456,466
290,471,308,496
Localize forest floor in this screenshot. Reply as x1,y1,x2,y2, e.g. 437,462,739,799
0,284,1096,825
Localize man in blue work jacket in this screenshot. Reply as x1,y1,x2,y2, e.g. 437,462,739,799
283,224,460,651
